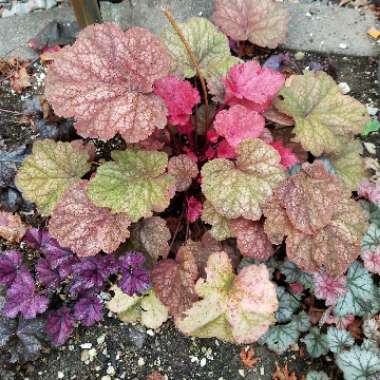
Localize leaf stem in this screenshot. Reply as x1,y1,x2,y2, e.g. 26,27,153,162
163,10,209,135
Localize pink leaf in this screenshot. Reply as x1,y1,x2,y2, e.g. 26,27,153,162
49,181,131,257
154,75,200,126
361,248,380,275
216,139,237,159
214,105,265,147
289,282,304,295
230,218,274,261
45,23,170,143
186,196,203,223
224,61,285,113
358,180,380,206
213,0,288,49
313,271,347,306
271,140,300,169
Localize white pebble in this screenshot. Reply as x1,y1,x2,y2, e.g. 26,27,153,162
97,334,106,345
238,369,246,377
367,106,379,116
339,43,348,49
137,357,145,366
80,343,92,349
294,51,305,60
146,329,155,336
200,358,207,367
57,371,64,379
338,82,351,94
101,376,111,380
107,366,116,376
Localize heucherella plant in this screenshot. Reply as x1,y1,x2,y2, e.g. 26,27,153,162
1,0,378,377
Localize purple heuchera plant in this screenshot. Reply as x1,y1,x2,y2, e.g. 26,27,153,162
24,228,77,278
36,258,61,288
3,270,48,319
0,250,26,286
46,306,75,346
263,53,289,71
118,252,151,296
70,254,118,296
74,295,103,326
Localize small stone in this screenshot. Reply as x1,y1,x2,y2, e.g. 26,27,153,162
107,366,116,376
58,372,64,379
305,11,312,17
260,366,265,376
137,357,145,366
294,52,305,60
80,350,89,362
146,329,155,336
338,82,351,94
200,358,207,367
238,369,246,377
367,106,379,116
339,43,348,49
97,334,106,345
101,376,112,380
80,343,92,349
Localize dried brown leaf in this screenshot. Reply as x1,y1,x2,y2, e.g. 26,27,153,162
10,67,31,93
240,347,260,368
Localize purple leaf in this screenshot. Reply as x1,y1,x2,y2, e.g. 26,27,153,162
3,270,48,319
118,252,151,296
46,306,75,346
263,53,289,71
70,255,117,296
36,258,60,288
74,295,103,327
0,250,25,286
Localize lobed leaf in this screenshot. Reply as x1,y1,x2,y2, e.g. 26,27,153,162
201,201,233,241
275,286,300,323
134,217,171,261
49,181,131,257
229,218,274,261
213,105,265,148
168,154,198,192
177,252,278,343
201,138,286,220
0,212,26,243
261,321,299,355
213,0,288,48
303,327,329,358
15,140,90,216
336,346,380,380
162,17,233,79
88,149,175,222
306,371,330,380
45,23,170,143
275,71,370,156
326,326,354,354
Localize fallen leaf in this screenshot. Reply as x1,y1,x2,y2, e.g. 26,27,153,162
368,27,380,40
272,362,298,380
0,211,27,242
10,67,31,93
240,347,260,368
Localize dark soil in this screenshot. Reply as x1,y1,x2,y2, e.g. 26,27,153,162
0,50,379,380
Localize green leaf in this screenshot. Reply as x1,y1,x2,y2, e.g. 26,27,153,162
201,200,233,241
88,149,175,222
336,345,380,380
280,260,314,290
162,17,233,79
335,261,377,317
306,371,330,380
275,71,369,156
293,311,311,333
261,321,300,355
360,200,380,226
201,138,286,220
107,287,168,329
326,327,354,353
362,223,380,251
303,327,329,358
177,252,278,344
362,339,380,355
276,286,300,323
15,140,90,216
362,119,380,137
326,139,365,191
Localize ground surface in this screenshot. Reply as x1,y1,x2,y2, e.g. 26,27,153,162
0,49,378,380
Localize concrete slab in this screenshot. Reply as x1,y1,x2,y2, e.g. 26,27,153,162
0,0,379,60
0,5,75,59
